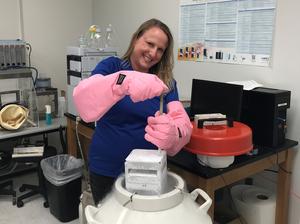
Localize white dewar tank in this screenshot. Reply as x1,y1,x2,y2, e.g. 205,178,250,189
85,172,213,224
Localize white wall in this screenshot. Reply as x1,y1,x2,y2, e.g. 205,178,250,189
1,0,300,222
92,0,300,223
0,0,20,38
0,0,93,153
0,0,93,93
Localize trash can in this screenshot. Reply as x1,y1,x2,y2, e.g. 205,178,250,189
41,154,83,222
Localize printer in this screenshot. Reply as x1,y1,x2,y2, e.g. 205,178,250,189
241,87,291,148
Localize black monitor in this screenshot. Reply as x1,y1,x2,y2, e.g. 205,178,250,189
190,79,243,121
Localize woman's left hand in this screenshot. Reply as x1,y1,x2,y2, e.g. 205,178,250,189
145,101,193,156
145,111,178,152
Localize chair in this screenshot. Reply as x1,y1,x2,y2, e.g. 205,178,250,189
0,151,17,205
0,180,16,205
16,145,57,208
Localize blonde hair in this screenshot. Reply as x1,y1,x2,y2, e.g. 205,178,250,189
122,18,174,88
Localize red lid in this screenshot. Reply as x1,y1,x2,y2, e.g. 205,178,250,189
185,121,253,156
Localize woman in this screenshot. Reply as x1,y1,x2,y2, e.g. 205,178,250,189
73,18,192,205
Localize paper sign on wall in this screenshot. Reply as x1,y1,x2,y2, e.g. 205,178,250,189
178,0,277,66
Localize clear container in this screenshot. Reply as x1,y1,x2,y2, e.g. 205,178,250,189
0,68,39,127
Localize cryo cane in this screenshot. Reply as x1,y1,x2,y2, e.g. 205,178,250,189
158,94,164,153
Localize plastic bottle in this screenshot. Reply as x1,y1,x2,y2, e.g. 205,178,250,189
45,105,52,125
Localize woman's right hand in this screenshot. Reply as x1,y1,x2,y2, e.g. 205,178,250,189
73,70,168,123
112,70,169,102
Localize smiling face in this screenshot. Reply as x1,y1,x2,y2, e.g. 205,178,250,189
129,27,168,73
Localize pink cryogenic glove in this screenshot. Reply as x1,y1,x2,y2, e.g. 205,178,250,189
73,70,168,122
145,101,193,156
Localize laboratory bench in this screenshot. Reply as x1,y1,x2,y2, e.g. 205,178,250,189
0,117,67,207
0,117,66,180
65,113,298,223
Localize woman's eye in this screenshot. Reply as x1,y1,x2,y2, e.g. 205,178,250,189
158,48,164,54
147,42,154,47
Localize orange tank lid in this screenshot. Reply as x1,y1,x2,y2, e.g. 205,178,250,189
185,121,253,156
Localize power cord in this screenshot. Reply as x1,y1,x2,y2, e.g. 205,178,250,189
219,174,244,224
25,42,32,67
196,158,243,223
75,116,90,191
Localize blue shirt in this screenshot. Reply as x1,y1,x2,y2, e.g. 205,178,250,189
89,56,179,177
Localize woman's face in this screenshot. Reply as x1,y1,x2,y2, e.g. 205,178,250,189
130,27,168,73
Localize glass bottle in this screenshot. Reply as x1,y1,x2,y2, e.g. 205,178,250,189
78,34,87,48
87,25,97,49
105,24,113,48
94,27,103,50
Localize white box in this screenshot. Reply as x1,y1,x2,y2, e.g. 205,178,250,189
12,146,44,158
125,149,167,195
194,113,227,126
13,146,44,154
70,60,82,72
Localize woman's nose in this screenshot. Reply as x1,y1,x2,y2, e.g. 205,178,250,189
149,47,158,58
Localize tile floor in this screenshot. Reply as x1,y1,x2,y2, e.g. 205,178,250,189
0,172,79,224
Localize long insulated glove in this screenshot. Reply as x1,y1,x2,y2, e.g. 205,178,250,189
145,101,193,156
73,70,168,122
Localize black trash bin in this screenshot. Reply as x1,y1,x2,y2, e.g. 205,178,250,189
41,154,83,222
